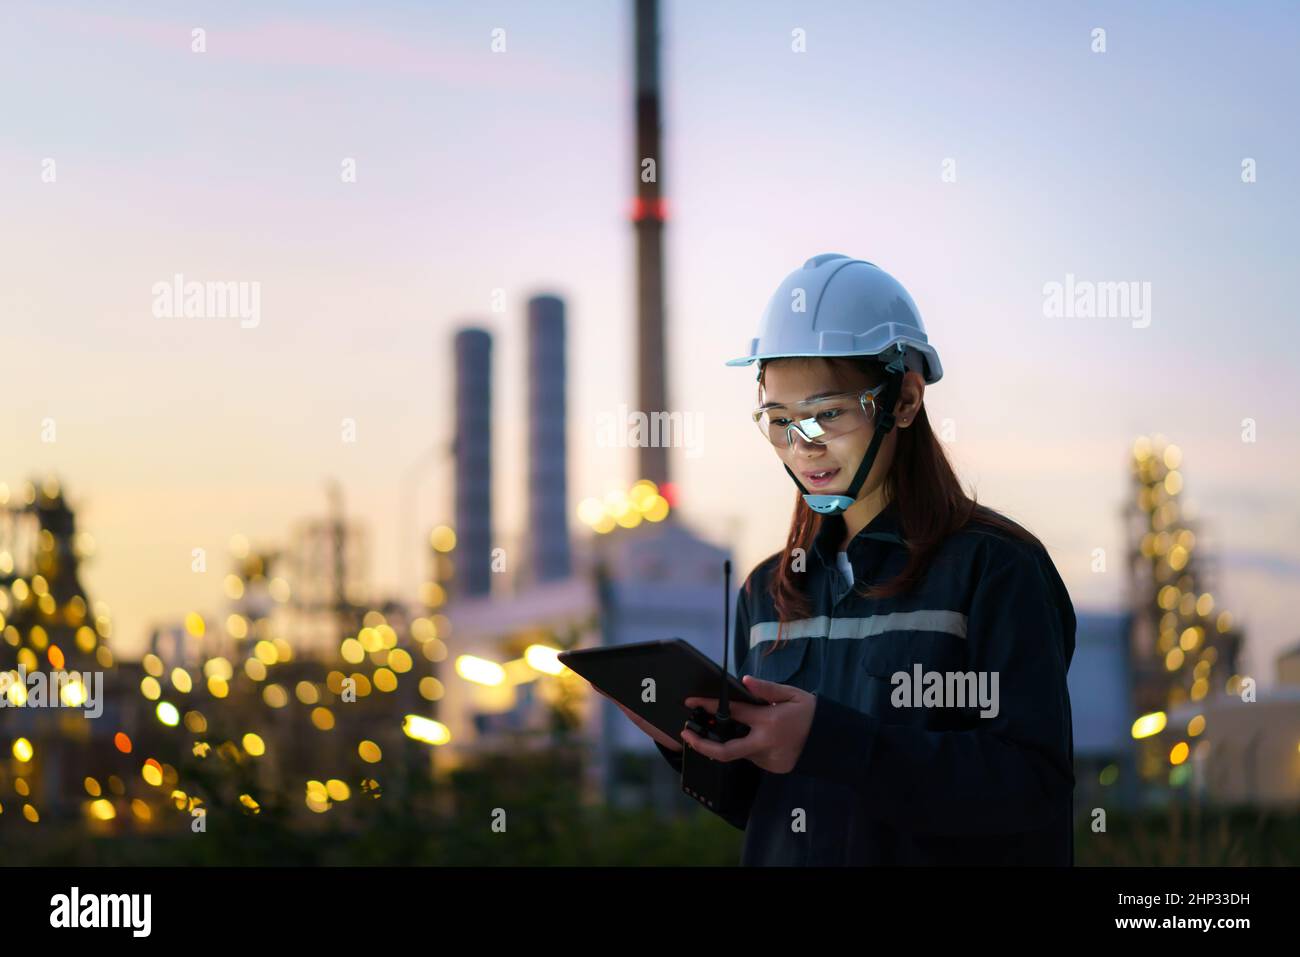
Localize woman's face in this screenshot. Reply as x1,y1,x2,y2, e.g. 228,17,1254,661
758,358,922,503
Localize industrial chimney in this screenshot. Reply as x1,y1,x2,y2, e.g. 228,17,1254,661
526,294,572,583
633,0,671,493
453,328,493,597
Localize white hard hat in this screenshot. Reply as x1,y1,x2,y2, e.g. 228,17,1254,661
726,253,943,384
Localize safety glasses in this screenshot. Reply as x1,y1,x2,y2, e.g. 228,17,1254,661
751,382,889,448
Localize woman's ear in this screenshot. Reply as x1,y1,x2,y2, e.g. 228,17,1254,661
894,371,925,427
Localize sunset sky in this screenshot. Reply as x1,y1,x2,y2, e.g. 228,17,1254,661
2,0,1298,681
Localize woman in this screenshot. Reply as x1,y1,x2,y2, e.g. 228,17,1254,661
606,253,1077,865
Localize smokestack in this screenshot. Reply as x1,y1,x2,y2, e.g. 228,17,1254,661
526,295,572,584
634,0,670,491
453,328,493,597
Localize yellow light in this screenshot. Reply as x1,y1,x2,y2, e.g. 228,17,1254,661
629,479,658,509
644,495,670,522
60,677,87,707
156,701,180,726
4,672,25,707
263,684,289,708
295,681,319,705
89,798,116,821
1188,715,1206,737
373,668,397,693
1169,741,1189,765
254,640,277,665
326,779,351,801
305,782,330,813
388,648,413,673
184,612,205,638
171,668,193,694
226,614,248,640
402,715,451,745
430,525,457,553
1163,444,1182,469
204,656,233,680
84,777,101,797
341,638,364,663
75,625,96,653
311,707,335,731
358,740,382,763
242,733,266,757
1164,471,1183,496
1165,648,1184,671
142,761,163,787
577,498,605,526
208,676,229,698
524,644,565,675
1131,711,1167,739
223,574,245,600
13,738,33,762
140,676,161,701
456,654,506,686
419,676,445,701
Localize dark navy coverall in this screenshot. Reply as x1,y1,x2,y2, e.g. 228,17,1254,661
656,500,1076,865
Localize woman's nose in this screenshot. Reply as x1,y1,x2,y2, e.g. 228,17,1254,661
787,424,825,449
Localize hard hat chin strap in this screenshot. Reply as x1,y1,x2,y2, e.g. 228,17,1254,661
783,359,906,516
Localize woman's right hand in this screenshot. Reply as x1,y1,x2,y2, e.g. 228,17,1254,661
593,684,683,752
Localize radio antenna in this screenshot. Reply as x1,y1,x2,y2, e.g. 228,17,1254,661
718,559,732,721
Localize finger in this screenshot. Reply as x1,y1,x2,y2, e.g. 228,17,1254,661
680,727,763,763
742,674,800,704
681,698,767,724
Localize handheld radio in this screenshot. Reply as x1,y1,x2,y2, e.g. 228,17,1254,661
680,559,760,820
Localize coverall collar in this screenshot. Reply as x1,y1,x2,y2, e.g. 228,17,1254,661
811,498,905,570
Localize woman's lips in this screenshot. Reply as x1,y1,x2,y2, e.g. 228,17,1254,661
802,467,840,487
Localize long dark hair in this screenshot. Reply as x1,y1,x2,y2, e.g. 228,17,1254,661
758,355,1042,651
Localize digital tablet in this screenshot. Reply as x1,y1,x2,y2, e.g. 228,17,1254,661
558,639,764,744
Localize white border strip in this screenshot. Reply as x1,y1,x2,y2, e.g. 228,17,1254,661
749,610,968,648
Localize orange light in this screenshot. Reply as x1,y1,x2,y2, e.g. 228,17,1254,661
48,645,65,669
114,732,132,754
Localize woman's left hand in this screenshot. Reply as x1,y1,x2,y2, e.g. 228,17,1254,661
682,675,817,774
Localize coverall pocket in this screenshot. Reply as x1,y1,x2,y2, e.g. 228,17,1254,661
858,631,971,727
746,637,810,684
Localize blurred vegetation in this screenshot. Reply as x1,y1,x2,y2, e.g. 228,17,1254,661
1075,802,1300,866
6,739,1296,865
